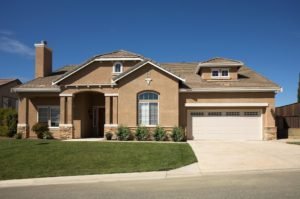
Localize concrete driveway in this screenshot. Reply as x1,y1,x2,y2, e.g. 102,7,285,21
188,140,300,173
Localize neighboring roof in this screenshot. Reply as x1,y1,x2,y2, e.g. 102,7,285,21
14,65,77,90
52,50,146,85
161,62,281,91
0,79,21,87
113,60,185,82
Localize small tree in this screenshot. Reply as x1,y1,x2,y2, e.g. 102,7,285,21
116,125,133,141
32,123,49,139
153,126,166,141
135,126,150,141
171,126,185,142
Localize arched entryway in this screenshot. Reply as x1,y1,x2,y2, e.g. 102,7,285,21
73,91,105,138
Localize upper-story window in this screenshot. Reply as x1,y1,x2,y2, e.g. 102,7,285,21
113,62,123,73
211,68,229,78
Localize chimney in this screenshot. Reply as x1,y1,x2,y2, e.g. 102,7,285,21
34,40,52,78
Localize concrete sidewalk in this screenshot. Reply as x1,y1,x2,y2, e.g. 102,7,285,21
188,140,300,173
0,163,201,188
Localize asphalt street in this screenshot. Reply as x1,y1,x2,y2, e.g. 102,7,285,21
1,171,300,199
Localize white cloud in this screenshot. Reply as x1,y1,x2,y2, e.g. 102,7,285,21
0,36,34,57
0,30,14,36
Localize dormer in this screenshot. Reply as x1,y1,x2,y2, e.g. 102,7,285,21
196,57,243,81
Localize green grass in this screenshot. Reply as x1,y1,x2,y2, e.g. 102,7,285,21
288,142,300,145
0,140,197,180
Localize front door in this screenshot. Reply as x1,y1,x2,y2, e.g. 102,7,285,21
92,107,105,137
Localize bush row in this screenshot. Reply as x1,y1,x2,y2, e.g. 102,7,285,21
106,126,185,142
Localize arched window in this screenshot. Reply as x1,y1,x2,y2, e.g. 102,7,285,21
138,92,159,126
113,62,123,73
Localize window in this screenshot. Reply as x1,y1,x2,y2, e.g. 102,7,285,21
211,68,230,78
208,112,222,116
113,62,123,73
226,112,240,116
244,112,259,116
38,106,60,127
191,112,204,116
2,97,17,109
138,92,159,125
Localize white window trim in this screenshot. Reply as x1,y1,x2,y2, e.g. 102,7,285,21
138,92,159,126
112,62,123,74
211,68,230,79
37,105,60,128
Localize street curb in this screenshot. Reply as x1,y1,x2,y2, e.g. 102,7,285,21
1,167,300,188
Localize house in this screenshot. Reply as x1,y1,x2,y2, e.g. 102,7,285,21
0,78,21,109
13,41,281,140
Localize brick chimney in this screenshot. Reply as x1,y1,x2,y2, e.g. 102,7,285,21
34,40,52,78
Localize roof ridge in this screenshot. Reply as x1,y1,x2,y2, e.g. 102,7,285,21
202,57,242,64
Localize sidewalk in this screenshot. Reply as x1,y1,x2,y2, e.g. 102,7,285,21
0,163,201,188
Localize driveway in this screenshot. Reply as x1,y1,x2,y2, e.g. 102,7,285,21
188,140,300,173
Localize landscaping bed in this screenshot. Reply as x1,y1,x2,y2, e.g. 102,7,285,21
0,139,197,180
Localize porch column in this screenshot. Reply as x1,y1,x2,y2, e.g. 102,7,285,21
105,96,111,125
58,95,73,139
17,97,29,138
67,96,73,124
112,96,118,124
60,96,66,124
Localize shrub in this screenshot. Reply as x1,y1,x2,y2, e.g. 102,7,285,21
0,108,17,137
153,126,166,141
32,123,49,139
105,132,113,140
43,131,54,139
171,126,185,142
0,126,9,137
135,126,150,141
15,132,23,139
116,125,133,141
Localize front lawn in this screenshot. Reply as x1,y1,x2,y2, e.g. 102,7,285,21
288,142,300,145
0,140,197,180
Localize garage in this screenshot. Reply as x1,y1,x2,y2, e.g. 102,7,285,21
190,109,263,140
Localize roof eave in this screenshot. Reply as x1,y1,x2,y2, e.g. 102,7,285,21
12,88,61,93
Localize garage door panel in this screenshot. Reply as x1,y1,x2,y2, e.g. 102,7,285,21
191,109,262,140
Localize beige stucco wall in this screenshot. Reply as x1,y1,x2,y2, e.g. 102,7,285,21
59,61,139,85
201,67,238,80
118,64,179,127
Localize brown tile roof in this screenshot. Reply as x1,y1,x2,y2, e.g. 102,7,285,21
201,57,243,64
161,62,280,89
0,79,21,87
17,51,280,91
16,65,77,89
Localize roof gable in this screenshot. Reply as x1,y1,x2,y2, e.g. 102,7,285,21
0,79,21,87
52,50,145,85
113,60,185,83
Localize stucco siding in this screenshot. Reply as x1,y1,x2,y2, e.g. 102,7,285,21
118,64,179,127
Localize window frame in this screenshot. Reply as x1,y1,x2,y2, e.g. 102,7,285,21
112,62,123,74
37,105,60,128
211,68,230,79
138,92,159,126
2,96,17,109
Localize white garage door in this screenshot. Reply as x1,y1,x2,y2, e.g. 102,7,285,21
191,109,262,140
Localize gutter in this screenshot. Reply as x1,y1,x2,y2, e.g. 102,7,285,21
179,87,283,93
12,88,61,93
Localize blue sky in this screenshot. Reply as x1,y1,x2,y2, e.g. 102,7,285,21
0,0,299,106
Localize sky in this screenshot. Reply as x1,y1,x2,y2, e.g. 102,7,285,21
0,0,299,106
